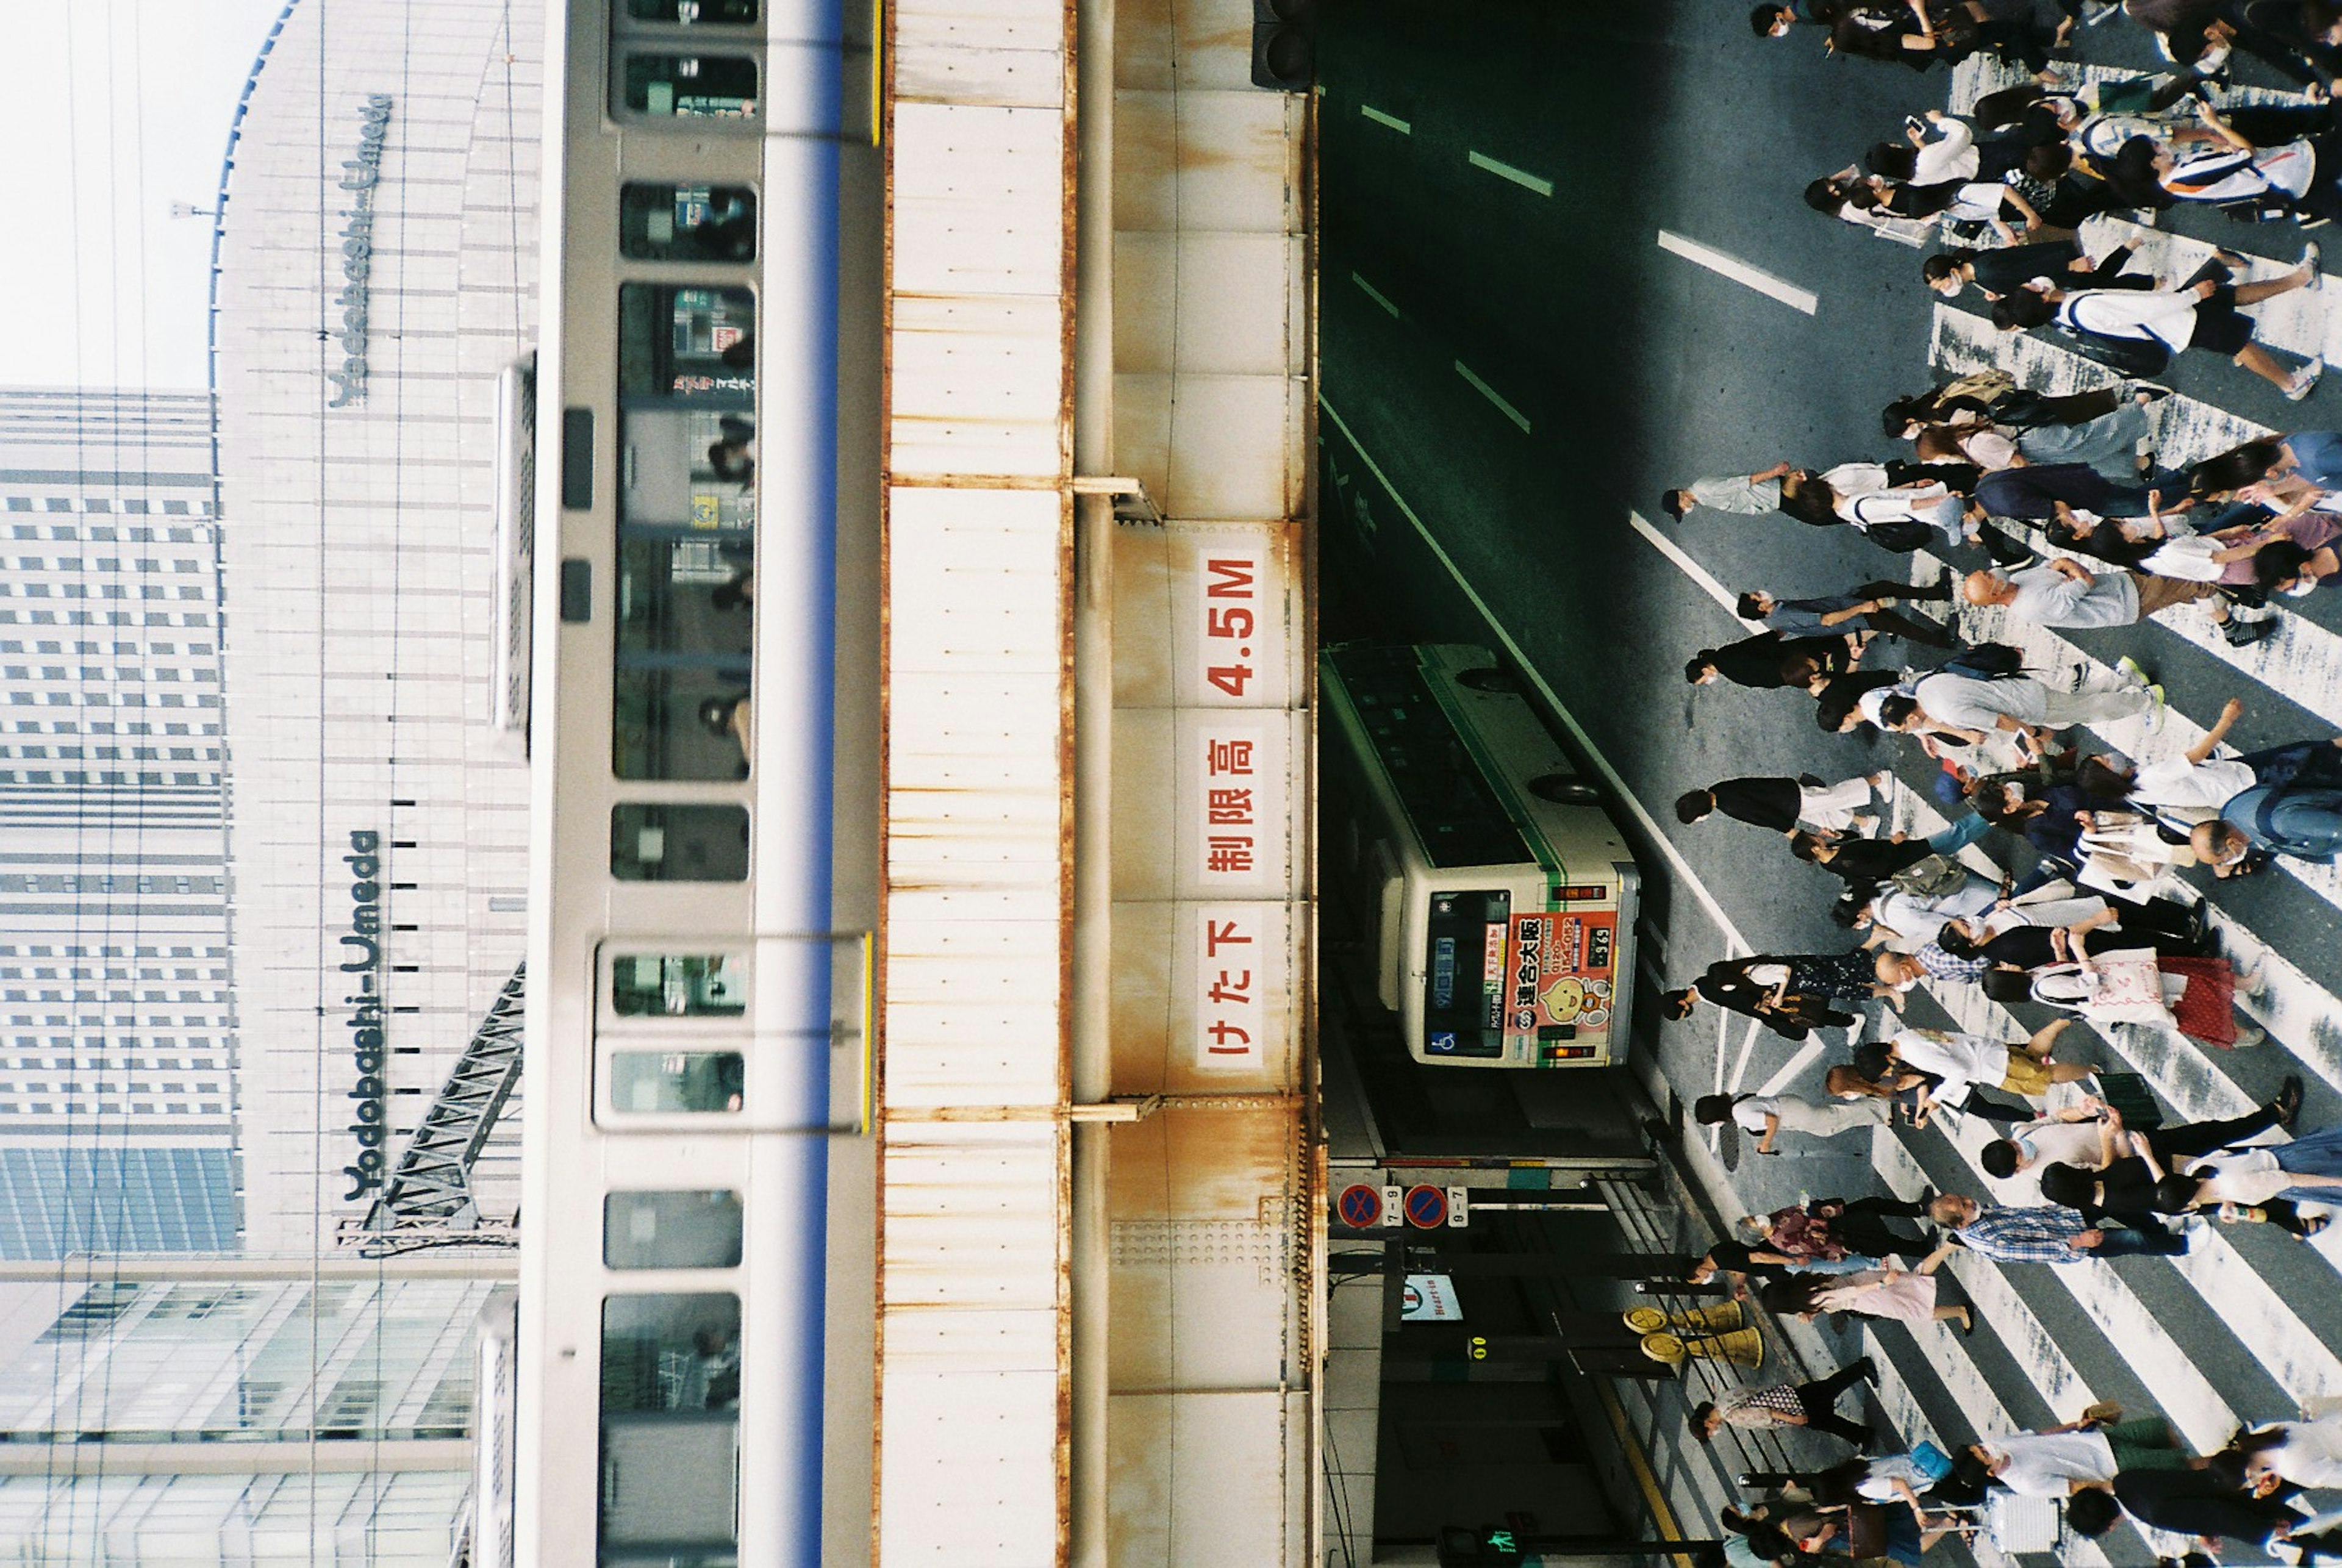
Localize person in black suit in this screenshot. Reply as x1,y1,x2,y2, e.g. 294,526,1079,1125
1662,953,1887,1040
1686,632,1859,691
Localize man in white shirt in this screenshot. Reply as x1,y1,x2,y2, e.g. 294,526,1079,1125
1961,560,2226,632
1888,1020,2093,1105
2135,698,2342,874
1882,662,2161,751
2000,245,2324,401
1971,1416,2192,1497
1977,1427,2118,1497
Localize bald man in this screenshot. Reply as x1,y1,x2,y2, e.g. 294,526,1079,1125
1961,560,2247,638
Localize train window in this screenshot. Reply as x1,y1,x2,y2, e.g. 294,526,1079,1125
617,53,759,120
609,952,747,1017
625,0,762,23
610,804,749,882
608,1051,745,1114
617,285,754,406
598,1294,740,1561
613,284,755,781
620,184,756,262
604,1192,745,1270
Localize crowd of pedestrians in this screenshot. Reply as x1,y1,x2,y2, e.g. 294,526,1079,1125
1655,5,2342,1561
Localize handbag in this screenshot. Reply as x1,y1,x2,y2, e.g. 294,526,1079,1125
1841,1503,1891,1559
2140,534,2226,582
1889,853,1969,899
2032,948,2176,1026
1858,515,1934,553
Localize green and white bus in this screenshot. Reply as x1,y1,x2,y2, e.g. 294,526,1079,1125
1321,644,1641,1069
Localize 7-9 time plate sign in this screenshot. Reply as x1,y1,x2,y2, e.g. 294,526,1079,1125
1503,909,1616,1045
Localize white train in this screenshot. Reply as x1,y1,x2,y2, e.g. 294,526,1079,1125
515,0,879,1562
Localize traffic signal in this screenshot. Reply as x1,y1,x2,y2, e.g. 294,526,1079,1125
1250,0,1312,90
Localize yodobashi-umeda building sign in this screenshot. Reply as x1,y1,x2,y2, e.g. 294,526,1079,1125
209,0,542,1251
338,831,391,1201
326,95,392,409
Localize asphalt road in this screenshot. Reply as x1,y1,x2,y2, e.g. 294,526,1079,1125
1319,2,2342,1561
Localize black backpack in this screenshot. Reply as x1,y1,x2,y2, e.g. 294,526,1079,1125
1939,641,2025,680
1858,516,1935,553
2049,321,2172,379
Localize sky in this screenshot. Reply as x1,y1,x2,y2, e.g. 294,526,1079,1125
0,0,290,391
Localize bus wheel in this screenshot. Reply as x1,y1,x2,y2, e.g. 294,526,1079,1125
1455,667,1516,694
1528,773,1597,806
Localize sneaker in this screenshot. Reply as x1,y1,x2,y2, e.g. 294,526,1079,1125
2147,682,2168,733
2286,360,2324,403
2304,240,2324,279
2128,381,2174,404
2223,615,2278,647
2116,654,2147,686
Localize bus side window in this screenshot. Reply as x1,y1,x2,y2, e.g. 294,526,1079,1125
604,1191,745,1269
599,1294,741,1560
607,1051,745,1114
612,285,755,782
609,804,750,882
620,184,756,262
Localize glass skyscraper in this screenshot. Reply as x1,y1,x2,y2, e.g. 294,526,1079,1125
0,387,239,1257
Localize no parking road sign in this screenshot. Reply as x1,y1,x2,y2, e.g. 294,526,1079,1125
1335,1183,1384,1229
1403,1184,1449,1229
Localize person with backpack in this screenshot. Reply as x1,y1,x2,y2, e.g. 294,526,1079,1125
1878,647,2164,753
1786,459,1983,553
2149,98,2342,222
1789,816,1994,895
2193,743,2342,870
1993,245,2323,401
